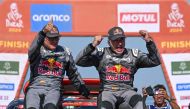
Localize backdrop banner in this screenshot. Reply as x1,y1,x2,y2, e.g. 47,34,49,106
0,0,189,108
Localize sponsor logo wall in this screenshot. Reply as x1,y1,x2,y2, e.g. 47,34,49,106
160,49,190,108
0,1,30,108
154,34,190,108
165,55,190,108
0,53,27,107
0,0,190,108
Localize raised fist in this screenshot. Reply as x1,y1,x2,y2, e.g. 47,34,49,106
139,30,152,42
43,18,53,33
92,35,103,47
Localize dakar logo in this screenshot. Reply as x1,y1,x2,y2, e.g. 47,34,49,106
113,29,123,35
6,2,24,28
167,3,185,28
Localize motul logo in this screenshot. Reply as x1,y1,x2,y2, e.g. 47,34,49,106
120,12,157,23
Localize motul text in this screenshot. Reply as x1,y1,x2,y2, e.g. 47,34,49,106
120,12,157,23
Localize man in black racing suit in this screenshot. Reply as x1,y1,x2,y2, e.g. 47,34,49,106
75,26,160,109
25,20,89,109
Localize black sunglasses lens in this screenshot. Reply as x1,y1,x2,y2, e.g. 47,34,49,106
48,37,59,41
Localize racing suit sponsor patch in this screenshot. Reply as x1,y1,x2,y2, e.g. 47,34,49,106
105,65,131,81
132,49,138,57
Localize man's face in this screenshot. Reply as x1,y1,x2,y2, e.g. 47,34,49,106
109,37,125,54
153,89,165,106
44,37,59,50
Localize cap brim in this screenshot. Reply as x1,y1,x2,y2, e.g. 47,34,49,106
46,33,61,38
109,35,125,40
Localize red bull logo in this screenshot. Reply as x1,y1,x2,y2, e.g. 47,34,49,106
38,68,62,76
106,65,130,74
41,58,63,70
106,74,130,81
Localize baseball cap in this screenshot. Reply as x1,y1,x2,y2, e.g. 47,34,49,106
45,25,61,38
108,26,126,40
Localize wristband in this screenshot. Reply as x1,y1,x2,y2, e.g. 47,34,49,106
167,97,176,102
89,43,96,50
39,31,46,36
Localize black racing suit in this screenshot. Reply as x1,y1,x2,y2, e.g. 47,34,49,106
75,41,160,109
25,31,88,109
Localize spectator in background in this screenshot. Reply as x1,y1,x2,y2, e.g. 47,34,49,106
142,84,180,109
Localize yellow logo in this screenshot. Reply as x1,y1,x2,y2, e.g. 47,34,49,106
48,58,55,70
113,29,122,35
115,65,122,73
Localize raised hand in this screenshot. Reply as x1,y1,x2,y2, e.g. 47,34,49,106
92,35,103,47
160,89,170,100
43,18,54,33
139,30,152,42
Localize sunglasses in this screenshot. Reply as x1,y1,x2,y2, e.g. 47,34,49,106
47,37,59,41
